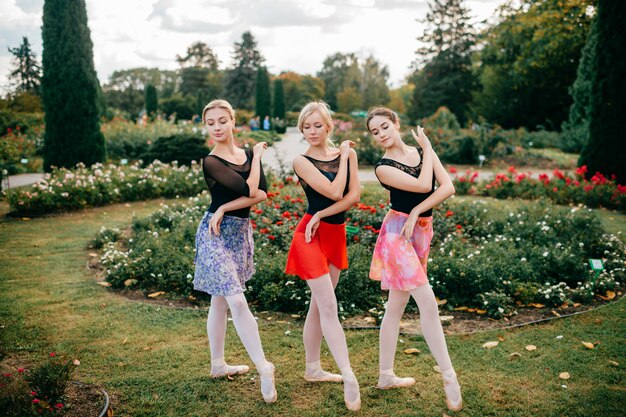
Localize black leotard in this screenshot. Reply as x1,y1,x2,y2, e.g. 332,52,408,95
295,155,350,224
375,146,435,217
202,149,267,218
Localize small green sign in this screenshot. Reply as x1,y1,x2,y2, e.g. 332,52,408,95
589,258,605,291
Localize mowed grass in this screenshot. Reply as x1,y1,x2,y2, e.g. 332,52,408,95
1,197,625,417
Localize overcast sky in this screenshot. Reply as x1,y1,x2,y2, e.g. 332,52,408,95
0,0,505,93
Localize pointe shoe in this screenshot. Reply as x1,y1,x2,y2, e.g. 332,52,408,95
376,374,416,390
342,373,361,412
303,369,343,383
258,362,277,404
442,369,462,412
210,364,250,378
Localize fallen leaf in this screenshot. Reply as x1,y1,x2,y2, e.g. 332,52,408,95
467,308,477,313
497,335,506,342
596,294,610,301
573,303,581,307
290,314,300,318
21,217,31,221
609,360,619,367
581,342,594,350
89,253,98,257
454,306,468,311
148,291,165,298
509,352,522,360
605,290,616,300
122,338,128,345
73,359,81,366
124,279,138,287
529,303,545,308
266,317,273,321
143,347,152,351
483,341,499,349
551,310,561,317
559,372,571,380
476,309,487,315
526,345,537,351
436,298,447,306
364,317,376,323
433,366,441,373
440,316,454,322
403,348,421,354
98,281,112,287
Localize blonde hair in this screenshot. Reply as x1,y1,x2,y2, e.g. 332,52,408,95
202,99,236,124
366,107,400,132
297,101,334,147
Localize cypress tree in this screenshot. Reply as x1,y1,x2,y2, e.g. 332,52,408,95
225,32,264,109
579,0,626,183
255,67,271,121
273,79,285,119
7,36,42,95
41,0,105,170
145,84,158,118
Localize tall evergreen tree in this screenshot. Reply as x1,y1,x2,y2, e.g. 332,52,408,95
408,0,476,125
41,0,105,170
225,31,264,109
561,17,598,153
145,84,158,117
360,55,390,109
273,79,285,119
579,0,626,183
255,67,271,121
7,36,42,95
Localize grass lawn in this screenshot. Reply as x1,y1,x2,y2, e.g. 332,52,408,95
0,198,624,417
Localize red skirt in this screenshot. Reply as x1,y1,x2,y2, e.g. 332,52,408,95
285,213,349,280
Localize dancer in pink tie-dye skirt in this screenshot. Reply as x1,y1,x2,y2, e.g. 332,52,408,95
366,107,463,412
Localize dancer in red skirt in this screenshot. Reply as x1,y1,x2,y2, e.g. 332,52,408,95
366,107,462,412
285,101,362,411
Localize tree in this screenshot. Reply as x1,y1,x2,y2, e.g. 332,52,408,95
579,0,626,183
103,67,178,117
225,31,264,109
41,0,105,170
360,55,390,109
473,0,594,129
407,0,476,125
273,79,285,119
255,67,271,121
7,36,41,95
337,87,361,113
277,72,325,111
561,17,597,153
177,41,223,100
317,53,361,110
145,84,158,117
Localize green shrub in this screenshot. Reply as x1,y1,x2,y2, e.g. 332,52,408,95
140,133,209,166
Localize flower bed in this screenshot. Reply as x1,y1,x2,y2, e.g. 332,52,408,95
6,161,205,216
452,165,626,212
95,181,625,319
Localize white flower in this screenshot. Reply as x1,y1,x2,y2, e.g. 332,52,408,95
543,251,549,257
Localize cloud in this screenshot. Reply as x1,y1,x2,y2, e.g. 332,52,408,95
15,0,42,14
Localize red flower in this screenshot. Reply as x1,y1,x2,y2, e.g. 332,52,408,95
33,399,40,404
507,166,517,174
276,221,283,225
449,166,457,174
281,211,291,219
268,235,276,240
591,172,607,185
55,404,63,409
31,391,37,396
553,169,565,180
445,210,453,217
552,187,558,192
584,185,594,192
17,368,24,373
49,352,56,357
575,165,588,176
2,373,12,377
617,184,626,194
456,224,462,229
539,173,550,184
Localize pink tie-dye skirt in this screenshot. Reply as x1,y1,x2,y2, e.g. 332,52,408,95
369,209,434,291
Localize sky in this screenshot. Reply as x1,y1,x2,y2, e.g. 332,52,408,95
0,0,506,93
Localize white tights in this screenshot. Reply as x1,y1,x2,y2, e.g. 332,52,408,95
207,293,267,369
379,285,453,374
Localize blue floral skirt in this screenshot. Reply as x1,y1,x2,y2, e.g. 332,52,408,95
193,211,255,296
